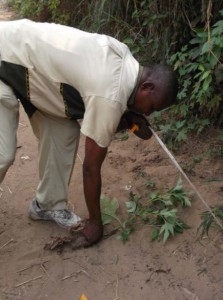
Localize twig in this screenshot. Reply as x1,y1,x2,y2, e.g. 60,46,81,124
15,276,43,288
183,10,196,32
103,227,119,239
98,265,113,277
17,266,33,273
0,238,14,250
114,276,120,300
146,270,155,282
61,272,77,281
7,186,12,194
41,264,55,282
16,260,49,273
79,269,93,280
61,269,93,281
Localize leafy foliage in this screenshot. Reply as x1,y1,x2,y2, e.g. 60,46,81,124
100,195,136,242
100,179,192,244
137,178,192,243
169,9,223,124
9,0,221,64
209,132,223,158
197,206,223,238
182,155,203,174
151,112,211,151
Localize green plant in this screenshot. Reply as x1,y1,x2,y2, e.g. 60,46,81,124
159,120,188,149
169,9,223,123
210,132,223,158
155,117,210,150
127,178,192,243
182,155,203,174
150,178,192,208
101,179,192,243
120,131,129,141
11,0,72,24
100,195,135,242
100,179,192,243
144,180,156,188
197,206,223,238
10,0,217,64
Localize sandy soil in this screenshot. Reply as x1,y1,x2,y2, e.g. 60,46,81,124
1,3,223,300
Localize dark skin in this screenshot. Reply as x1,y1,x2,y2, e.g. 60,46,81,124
82,137,107,243
80,69,169,245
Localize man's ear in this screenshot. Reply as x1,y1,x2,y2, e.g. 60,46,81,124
141,81,155,91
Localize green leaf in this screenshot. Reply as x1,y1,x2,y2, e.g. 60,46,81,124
190,37,203,45
123,37,133,44
209,54,218,69
100,195,119,225
159,208,177,219
174,177,183,191
163,228,170,243
160,222,174,243
174,220,190,233
212,20,223,35
198,64,205,72
126,201,137,213
202,75,212,91
175,120,186,129
201,70,211,80
176,129,187,142
145,180,156,188
201,42,212,54
151,228,159,241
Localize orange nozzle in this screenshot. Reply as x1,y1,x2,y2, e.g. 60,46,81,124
80,294,88,300
129,124,139,132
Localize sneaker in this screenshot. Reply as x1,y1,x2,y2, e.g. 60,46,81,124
28,199,81,229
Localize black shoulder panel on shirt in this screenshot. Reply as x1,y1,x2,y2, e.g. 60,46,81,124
0,61,37,118
60,83,85,120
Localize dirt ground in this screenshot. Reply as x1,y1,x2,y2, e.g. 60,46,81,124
1,3,223,300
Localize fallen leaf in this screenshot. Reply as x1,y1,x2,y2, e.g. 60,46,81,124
100,195,119,225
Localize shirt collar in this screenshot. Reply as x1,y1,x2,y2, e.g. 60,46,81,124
127,65,144,106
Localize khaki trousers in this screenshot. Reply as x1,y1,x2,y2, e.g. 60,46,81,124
0,79,80,210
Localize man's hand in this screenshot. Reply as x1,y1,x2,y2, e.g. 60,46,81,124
70,219,103,247
45,219,103,251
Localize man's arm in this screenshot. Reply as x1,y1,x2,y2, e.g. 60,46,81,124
82,136,108,243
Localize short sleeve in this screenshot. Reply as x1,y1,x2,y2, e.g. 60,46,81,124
81,96,123,147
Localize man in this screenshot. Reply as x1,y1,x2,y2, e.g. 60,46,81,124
0,19,178,246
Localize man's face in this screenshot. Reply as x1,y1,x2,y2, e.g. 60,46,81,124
134,84,167,116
